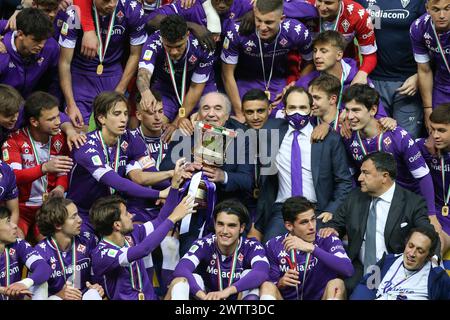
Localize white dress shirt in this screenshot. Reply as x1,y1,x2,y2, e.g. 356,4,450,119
360,183,396,265
275,123,317,203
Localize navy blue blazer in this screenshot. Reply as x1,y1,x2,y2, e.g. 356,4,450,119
254,118,353,233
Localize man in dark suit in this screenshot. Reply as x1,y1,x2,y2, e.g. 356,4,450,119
160,91,253,254
320,151,438,294
253,86,353,243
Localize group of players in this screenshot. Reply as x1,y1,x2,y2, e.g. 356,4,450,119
0,0,450,300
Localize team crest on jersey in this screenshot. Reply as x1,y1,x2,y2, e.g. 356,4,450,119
341,19,350,32
238,253,244,262
116,10,124,22
9,248,15,256
188,55,197,64
120,140,128,152
383,137,392,148
53,140,62,153
400,0,410,8
77,244,86,254
279,38,288,47
143,49,153,61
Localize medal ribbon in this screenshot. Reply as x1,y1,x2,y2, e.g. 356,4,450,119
440,155,450,206
102,238,143,294
93,4,117,66
2,248,10,300
165,41,189,107
300,252,311,300
356,131,383,156
319,1,343,32
257,27,281,93
216,238,240,291
27,128,51,196
98,131,120,194
431,21,450,75
50,237,77,284
289,248,300,300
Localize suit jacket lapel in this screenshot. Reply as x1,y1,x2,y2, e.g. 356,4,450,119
384,185,403,246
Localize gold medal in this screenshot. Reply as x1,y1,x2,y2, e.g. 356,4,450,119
179,107,186,118
96,64,103,75
42,192,49,202
138,292,145,300
264,90,271,101
443,205,449,217
253,188,260,199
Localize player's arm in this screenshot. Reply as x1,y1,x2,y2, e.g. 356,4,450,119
221,62,242,119
128,168,173,186
417,62,434,129
115,44,143,94
136,67,157,112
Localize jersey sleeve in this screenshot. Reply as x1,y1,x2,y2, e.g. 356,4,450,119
138,32,163,74
73,139,113,182
410,16,430,64
265,239,283,283
16,239,45,270
354,7,377,55
127,0,148,46
395,128,430,179
3,163,18,201
58,9,80,49
291,20,313,61
192,48,215,84
220,21,241,65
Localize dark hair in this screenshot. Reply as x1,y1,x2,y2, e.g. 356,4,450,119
160,15,188,43
242,89,269,106
255,0,283,14
34,0,59,11
308,73,341,98
362,151,397,179
213,199,250,227
0,206,12,220
24,91,59,124
313,30,346,52
36,197,74,237
89,195,126,237
430,103,450,125
283,86,313,107
282,196,316,223
16,8,53,41
406,227,439,258
0,84,23,117
93,91,129,129
342,84,379,111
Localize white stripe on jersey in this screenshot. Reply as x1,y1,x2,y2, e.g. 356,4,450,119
92,166,113,181
411,165,430,179
25,254,43,269
414,53,431,64
251,255,269,266
118,248,130,267
144,221,155,236
184,254,200,268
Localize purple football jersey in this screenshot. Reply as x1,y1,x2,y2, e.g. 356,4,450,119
265,233,351,300
91,221,165,300
0,239,46,300
68,129,149,222
410,13,450,107
220,18,313,102
344,126,430,193
35,232,98,295
179,234,268,295
0,31,59,98
139,31,216,121
59,0,147,76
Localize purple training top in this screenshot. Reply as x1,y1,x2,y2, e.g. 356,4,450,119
0,161,18,204
0,31,59,98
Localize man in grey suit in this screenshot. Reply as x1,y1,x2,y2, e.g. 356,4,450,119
320,152,438,294
253,86,353,243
